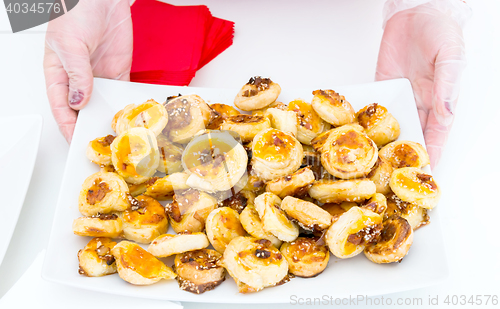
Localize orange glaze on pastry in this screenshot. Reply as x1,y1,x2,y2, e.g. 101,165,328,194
288,100,323,132
253,129,295,162
394,172,437,195
119,246,165,279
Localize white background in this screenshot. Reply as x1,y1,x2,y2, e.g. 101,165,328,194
0,0,499,308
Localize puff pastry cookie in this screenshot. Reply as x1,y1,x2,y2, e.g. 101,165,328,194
280,237,329,278
219,237,288,293
115,99,168,136
265,166,315,198
73,213,123,238
78,237,117,277
251,128,303,181
280,196,333,231
174,249,225,294
78,171,130,216
144,172,190,200
366,156,394,195
166,189,218,233
182,131,248,192
320,124,378,179
356,103,400,147
385,193,430,230
86,135,115,166
311,89,355,126
121,195,169,244
163,94,212,143
239,204,283,248
254,192,299,242
389,167,441,209
288,99,330,145
364,216,413,263
264,107,298,137
111,241,176,285
326,207,382,259
205,207,247,253
308,179,376,204
379,140,430,169
110,127,160,184
147,232,210,257
219,114,271,143
234,77,281,111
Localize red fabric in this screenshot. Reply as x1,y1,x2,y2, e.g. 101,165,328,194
130,0,234,86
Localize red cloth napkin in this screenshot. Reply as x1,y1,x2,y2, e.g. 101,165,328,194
130,0,234,86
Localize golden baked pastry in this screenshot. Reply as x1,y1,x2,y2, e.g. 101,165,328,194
205,207,247,253
308,179,376,204
156,134,184,174
86,135,115,166
127,181,148,197
182,131,248,192
254,192,299,242
111,109,123,133
265,166,315,199
264,107,298,137
219,114,271,143
234,77,281,111
174,249,226,294
111,241,176,285
310,129,333,153
78,171,130,216
356,103,400,147
110,127,160,184
210,103,240,117
379,140,430,169
251,101,288,118
311,89,355,126
389,167,441,209
163,94,212,143
78,237,117,277
280,196,333,231
239,204,282,248
166,188,218,233
325,207,382,259
366,156,394,195
115,99,168,136
320,123,378,179
385,193,429,230
121,195,169,244
364,216,413,263
216,189,255,214
280,237,329,277
321,202,356,223
251,128,303,181
144,172,190,200
147,232,210,257
219,237,288,293
288,99,330,145
72,213,123,238
359,193,387,217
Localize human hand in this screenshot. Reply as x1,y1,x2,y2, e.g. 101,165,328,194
43,0,133,143
376,1,469,169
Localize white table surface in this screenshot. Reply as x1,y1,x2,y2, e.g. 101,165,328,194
0,0,499,308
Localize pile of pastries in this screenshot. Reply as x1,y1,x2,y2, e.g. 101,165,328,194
73,76,441,294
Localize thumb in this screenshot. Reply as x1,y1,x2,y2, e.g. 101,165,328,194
432,37,466,127
52,39,94,111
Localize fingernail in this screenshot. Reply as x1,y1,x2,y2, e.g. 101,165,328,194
69,90,84,106
444,101,454,115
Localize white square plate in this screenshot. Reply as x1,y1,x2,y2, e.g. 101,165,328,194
0,114,43,266
43,78,447,303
